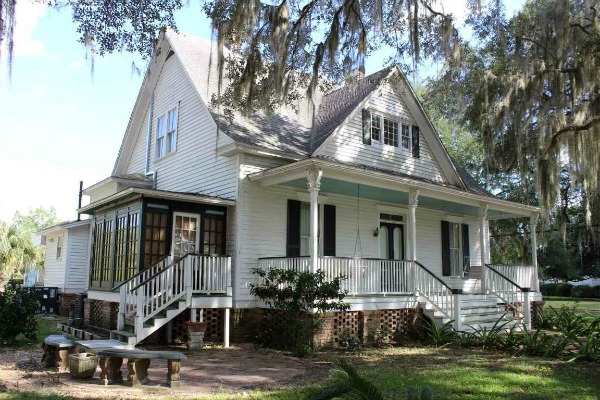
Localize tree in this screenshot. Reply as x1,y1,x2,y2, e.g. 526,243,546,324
3,0,600,224
0,208,59,285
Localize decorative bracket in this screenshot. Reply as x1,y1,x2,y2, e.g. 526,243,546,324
409,189,420,207
306,167,323,191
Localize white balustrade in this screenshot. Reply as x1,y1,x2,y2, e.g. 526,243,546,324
485,264,530,327
487,264,534,289
413,261,454,320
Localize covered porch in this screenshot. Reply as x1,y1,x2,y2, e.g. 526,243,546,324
248,158,540,328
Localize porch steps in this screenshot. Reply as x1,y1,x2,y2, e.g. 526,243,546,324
419,294,523,333
110,299,188,346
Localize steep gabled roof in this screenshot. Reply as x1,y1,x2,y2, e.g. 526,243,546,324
311,68,392,152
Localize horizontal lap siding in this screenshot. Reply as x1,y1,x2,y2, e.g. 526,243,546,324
125,56,238,199
236,176,483,302
43,231,68,291
87,182,118,204
65,225,91,293
316,82,447,183
124,108,149,173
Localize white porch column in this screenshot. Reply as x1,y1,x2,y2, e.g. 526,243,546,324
190,308,197,322
530,214,540,291
224,308,230,348
479,204,489,293
307,167,323,273
408,190,419,261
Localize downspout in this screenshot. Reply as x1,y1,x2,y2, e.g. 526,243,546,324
144,94,157,188
77,180,83,221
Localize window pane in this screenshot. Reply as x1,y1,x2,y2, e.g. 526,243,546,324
383,118,398,147
371,114,381,141
402,125,410,149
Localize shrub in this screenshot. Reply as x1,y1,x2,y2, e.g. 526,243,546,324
540,283,558,296
250,268,349,356
571,285,600,299
556,282,573,297
0,280,39,344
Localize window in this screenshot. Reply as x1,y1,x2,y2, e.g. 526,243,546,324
155,107,178,158
371,114,381,142
56,236,63,260
402,124,410,149
143,210,169,269
286,200,336,257
91,218,113,286
383,118,399,147
441,221,470,276
203,212,225,255
362,109,420,157
113,211,139,282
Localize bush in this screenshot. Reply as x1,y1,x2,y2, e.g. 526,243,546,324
555,282,573,297
540,283,558,296
0,280,39,344
571,285,600,299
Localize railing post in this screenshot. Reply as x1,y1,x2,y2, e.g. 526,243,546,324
224,308,230,348
185,257,193,305
226,257,233,296
523,288,531,329
135,287,144,332
530,214,540,291
452,289,462,332
118,284,126,330
480,204,489,293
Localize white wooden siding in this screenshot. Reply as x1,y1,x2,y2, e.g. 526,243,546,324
234,180,484,304
43,231,68,291
64,225,90,293
123,54,238,199
315,81,448,183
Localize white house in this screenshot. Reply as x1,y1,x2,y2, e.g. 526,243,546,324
76,31,541,346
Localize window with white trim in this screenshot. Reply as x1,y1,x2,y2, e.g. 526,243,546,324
401,124,411,149
56,236,63,260
156,106,178,158
363,109,420,157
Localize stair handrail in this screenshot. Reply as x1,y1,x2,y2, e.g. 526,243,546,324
485,263,531,326
413,261,457,320
129,254,195,292
111,255,170,292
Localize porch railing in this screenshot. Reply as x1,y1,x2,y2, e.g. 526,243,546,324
485,263,531,328
117,254,231,330
413,261,456,321
487,264,534,289
257,257,413,295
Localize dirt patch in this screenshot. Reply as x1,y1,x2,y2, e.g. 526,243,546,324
0,344,333,399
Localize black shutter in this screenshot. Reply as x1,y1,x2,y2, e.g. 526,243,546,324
462,223,470,271
412,125,420,158
286,200,301,257
362,109,372,145
323,205,336,256
441,221,451,276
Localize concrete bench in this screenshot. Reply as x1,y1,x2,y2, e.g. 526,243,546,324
42,335,77,371
97,348,187,387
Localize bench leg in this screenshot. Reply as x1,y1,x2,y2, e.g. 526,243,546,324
99,356,123,385
56,348,71,372
167,360,181,388
127,358,151,386
41,344,55,369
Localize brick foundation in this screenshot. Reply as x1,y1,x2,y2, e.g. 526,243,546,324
58,293,78,317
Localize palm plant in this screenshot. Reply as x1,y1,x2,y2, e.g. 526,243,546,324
309,358,384,400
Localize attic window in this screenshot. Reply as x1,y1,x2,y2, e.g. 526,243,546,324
156,106,178,158
362,109,420,158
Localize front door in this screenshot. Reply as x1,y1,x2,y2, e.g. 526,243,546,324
379,223,405,260
171,212,201,259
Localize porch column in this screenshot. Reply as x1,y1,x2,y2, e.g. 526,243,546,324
408,189,419,261
530,213,540,291
479,204,489,293
224,308,230,348
307,167,323,273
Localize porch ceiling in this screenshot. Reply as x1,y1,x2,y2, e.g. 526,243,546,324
282,177,487,217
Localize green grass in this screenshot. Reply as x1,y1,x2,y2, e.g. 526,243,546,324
544,297,600,317
7,315,66,349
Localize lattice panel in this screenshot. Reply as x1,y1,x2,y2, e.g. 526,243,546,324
332,311,360,345
380,309,410,336
90,300,104,327
171,308,224,343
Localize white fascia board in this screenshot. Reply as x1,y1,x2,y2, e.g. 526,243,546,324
78,187,236,214
112,34,172,176
82,176,114,194
248,158,539,217
39,219,92,236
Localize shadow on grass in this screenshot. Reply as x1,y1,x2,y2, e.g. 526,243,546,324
0,391,75,400
341,347,600,400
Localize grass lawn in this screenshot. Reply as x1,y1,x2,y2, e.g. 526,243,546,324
2,344,600,399
544,296,600,317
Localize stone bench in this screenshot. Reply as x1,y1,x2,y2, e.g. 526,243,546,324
42,335,77,371
97,348,187,388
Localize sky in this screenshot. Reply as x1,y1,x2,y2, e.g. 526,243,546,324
0,0,523,224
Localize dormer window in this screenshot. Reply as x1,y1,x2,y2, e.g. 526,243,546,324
156,106,178,158
362,108,420,158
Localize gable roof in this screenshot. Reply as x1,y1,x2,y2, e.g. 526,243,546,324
114,31,482,194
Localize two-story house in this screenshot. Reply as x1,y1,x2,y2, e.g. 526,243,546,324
77,31,542,347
